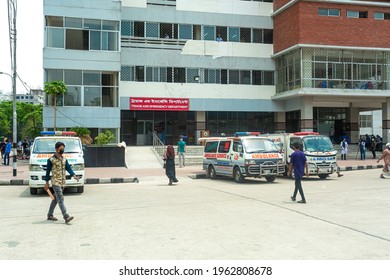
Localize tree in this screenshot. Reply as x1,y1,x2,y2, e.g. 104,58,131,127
72,126,93,144
94,130,115,145
44,81,67,130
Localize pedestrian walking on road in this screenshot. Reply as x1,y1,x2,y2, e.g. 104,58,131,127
3,140,12,165
288,143,309,204
177,137,186,168
377,143,390,179
44,142,79,223
163,145,178,185
340,138,348,160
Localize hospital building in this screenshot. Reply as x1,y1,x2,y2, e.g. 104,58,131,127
42,0,390,145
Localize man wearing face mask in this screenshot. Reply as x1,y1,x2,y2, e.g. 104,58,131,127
44,141,79,223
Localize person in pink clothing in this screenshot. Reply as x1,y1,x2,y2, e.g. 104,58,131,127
377,143,390,178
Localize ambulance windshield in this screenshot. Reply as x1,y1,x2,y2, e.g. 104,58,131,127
243,138,279,153
303,136,335,152
32,138,82,154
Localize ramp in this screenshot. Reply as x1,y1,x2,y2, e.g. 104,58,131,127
125,146,162,169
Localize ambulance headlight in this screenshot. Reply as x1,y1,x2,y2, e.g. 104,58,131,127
245,159,256,165
29,164,43,171
72,163,84,171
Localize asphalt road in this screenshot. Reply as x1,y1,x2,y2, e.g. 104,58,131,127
1,168,390,260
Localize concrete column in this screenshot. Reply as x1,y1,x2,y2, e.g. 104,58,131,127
348,106,360,143
382,98,390,144
300,97,313,132
195,111,206,130
274,112,286,133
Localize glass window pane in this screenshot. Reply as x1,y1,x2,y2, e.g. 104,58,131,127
135,66,145,82
46,69,63,82
228,27,239,42
102,87,118,107
102,72,117,86
329,9,340,16
252,29,262,43
121,21,133,36
203,26,215,41
318,8,327,16
46,16,63,27
64,86,81,106
65,70,82,85
65,17,82,28
179,24,192,39
205,69,217,84
160,67,167,82
90,31,101,50
102,32,118,51
146,67,153,82
66,29,89,50
84,19,101,30
374,12,384,20
84,87,101,106
264,71,274,85
102,20,119,31
347,10,358,18
145,22,159,38
47,28,64,48
240,70,251,84
187,68,199,83
229,70,239,84
83,71,101,85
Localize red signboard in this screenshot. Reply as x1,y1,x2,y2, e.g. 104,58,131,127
130,97,189,111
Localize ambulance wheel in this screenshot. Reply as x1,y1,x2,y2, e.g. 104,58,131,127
30,188,37,195
233,167,244,183
208,165,217,179
266,176,276,183
319,174,328,179
77,186,84,193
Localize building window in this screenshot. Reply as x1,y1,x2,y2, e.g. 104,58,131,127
374,12,390,20
318,8,340,17
359,115,372,128
45,16,119,51
347,10,368,18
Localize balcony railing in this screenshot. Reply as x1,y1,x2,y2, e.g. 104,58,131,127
121,36,186,50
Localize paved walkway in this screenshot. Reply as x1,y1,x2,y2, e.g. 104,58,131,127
0,146,385,185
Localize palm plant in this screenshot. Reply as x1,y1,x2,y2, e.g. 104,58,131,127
44,81,67,130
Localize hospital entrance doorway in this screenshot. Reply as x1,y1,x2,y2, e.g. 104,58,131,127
137,120,153,145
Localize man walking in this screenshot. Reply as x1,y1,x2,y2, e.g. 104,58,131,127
288,143,309,204
44,142,79,223
377,143,390,179
3,140,12,165
177,137,186,168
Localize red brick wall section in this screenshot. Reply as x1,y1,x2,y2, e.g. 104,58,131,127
274,0,293,11
273,3,300,53
274,1,390,54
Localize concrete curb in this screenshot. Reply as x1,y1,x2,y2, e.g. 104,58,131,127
0,177,139,186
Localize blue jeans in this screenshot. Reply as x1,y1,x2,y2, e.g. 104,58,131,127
3,151,10,165
178,152,185,167
48,185,68,219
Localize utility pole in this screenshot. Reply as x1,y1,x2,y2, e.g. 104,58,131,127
8,0,17,176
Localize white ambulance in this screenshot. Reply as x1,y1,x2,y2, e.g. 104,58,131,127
202,132,285,183
266,132,337,179
29,131,85,195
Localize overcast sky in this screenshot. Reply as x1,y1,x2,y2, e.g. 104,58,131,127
0,0,43,94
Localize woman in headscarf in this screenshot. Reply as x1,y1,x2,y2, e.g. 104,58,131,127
163,145,178,185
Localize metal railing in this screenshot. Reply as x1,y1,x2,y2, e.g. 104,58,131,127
153,132,166,165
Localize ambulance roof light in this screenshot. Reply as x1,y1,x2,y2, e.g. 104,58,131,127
293,132,319,136
234,132,260,137
40,131,77,136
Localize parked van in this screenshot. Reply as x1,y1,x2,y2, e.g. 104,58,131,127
202,132,285,183
29,131,85,195
267,132,337,179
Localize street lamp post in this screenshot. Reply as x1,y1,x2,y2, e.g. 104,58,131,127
8,0,17,176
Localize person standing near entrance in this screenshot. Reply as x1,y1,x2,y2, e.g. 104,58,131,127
329,126,335,143
45,142,79,223
288,143,309,204
340,138,348,160
177,137,186,168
